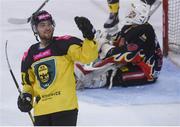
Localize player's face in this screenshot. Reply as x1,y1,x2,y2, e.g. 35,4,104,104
37,20,54,41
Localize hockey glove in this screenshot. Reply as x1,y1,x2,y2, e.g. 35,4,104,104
74,16,96,40
17,93,32,112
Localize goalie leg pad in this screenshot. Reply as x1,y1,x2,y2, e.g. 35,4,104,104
106,64,155,87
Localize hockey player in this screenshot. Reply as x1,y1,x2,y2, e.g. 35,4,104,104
76,1,163,89
104,0,120,29
104,0,160,30
17,10,98,126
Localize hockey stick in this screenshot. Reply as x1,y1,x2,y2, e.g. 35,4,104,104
8,0,49,25
5,40,35,125
149,0,162,16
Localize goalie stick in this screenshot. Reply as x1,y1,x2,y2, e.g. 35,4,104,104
5,40,35,125
149,0,162,16
8,0,49,25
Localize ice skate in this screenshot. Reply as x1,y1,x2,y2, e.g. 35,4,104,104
104,13,119,35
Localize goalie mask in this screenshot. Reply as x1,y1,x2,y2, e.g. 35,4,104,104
124,1,151,25
30,10,55,40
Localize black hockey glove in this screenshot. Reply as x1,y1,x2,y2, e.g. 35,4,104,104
17,93,32,112
74,16,96,40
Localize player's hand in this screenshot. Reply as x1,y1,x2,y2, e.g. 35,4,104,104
17,93,32,112
74,16,96,40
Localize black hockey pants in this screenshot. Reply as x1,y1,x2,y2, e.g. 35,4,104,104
34,109,78,126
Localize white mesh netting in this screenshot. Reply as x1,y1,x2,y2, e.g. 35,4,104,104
168,0,180,54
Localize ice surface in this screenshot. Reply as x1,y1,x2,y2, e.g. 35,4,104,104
0,0,179,126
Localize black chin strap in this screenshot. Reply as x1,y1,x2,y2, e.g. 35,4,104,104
31,24,40,42
34,32,40,42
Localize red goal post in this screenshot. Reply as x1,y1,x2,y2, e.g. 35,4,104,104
163,0,180,56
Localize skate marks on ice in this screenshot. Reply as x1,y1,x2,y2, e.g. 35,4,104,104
77,59,180,106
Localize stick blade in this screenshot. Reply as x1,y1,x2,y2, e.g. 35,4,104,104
7,18,29,25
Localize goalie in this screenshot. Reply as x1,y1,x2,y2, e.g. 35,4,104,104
104,0,162,31
75,1,163,89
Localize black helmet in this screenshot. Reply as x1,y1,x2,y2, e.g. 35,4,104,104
31,10,55,34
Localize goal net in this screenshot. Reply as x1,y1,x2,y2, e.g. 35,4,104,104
163,0,180,66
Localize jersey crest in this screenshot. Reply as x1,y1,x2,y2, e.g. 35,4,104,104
34,59,56,89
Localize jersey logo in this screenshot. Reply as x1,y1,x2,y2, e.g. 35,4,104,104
55,35,71,40
33,49,52,61
34,59,56,89
127,43,138,51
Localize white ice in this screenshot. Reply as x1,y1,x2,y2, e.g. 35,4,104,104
0,0,180,126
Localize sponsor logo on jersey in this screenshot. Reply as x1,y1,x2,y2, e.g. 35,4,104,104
127,43,138,51
33,49,52,61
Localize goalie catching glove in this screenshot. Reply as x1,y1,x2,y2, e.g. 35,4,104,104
74,16,96,40
17,93,32,112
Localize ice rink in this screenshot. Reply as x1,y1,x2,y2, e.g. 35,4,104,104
0,0,180,125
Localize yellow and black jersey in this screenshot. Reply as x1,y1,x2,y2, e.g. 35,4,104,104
21,35,98,116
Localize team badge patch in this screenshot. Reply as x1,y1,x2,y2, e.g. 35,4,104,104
34,59,56,89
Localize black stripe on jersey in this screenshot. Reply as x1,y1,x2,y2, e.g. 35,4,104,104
21,36,83,72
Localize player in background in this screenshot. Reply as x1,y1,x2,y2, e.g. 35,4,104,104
17,10,98,126
104,0,161,31
104,0,119,29
76,1,163,89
